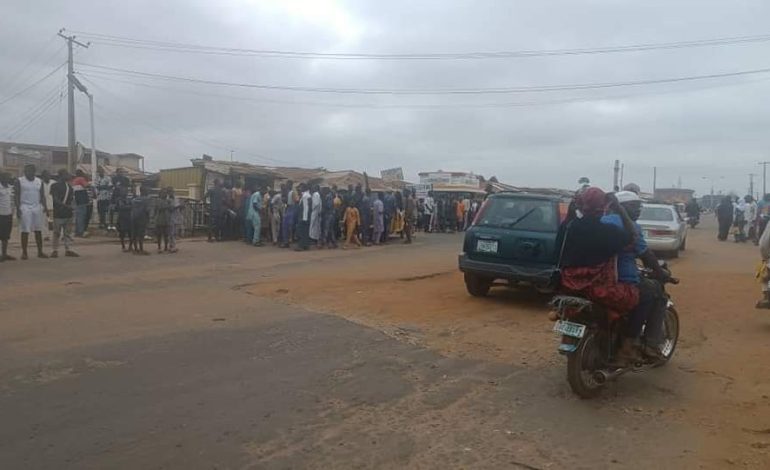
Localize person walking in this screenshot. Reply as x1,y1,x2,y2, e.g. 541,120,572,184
281,181,297,247
114,185,133,252
95,166,113,229
423,191,434,232
716,196,734,241
15,164,48,259
49,169,78,258
746,195,759,244
0,172,15,261
372,192,384,245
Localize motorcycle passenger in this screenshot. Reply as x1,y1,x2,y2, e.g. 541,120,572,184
602,191,671,359
558,187,641,364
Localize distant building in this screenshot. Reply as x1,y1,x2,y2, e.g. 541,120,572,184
653,188,695,204
0,141,145,176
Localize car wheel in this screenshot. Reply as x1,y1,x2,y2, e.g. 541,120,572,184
668,249,679,259
464,273,492,297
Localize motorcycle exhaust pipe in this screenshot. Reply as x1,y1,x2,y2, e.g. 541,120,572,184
592,368,629,384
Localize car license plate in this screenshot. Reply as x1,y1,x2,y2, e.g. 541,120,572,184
476,239,498,253
553,320,586,338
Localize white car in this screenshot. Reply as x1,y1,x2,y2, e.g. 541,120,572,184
638,203,688,257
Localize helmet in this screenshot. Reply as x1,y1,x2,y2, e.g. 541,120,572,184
622,183,641,194
615,190,641,204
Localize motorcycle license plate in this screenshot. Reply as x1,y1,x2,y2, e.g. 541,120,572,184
553,320,586,338
476,239,498,253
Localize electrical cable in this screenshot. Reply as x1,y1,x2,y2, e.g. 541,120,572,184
0,62,66,108
76,62,770,95
68,29,770,60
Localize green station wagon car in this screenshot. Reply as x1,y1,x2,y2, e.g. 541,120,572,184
458,192,569,297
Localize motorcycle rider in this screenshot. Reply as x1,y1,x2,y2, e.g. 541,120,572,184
685,198,700,227
559,187,641,364
603,190,671,358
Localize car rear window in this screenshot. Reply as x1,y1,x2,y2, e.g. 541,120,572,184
475,198,557,232
640,206,675,222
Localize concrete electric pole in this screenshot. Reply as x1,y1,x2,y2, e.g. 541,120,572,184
613,160,620,191
57,29,89,173
760,161,770,198
750,173,757,199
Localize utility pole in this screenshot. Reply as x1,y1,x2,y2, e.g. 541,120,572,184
653,166,657,195
620,163,625,189
750,173,757,199
760,161,770,197
57,29,89,173
613,159,620,191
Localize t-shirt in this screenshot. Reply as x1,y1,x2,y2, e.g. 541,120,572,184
131,196,150,223
50,181,74,219
206,187,225,214
601,214,647,284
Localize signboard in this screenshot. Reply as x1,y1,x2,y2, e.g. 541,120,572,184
412,183,432,199
380,167,404,182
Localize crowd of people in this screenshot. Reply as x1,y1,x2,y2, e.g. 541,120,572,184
203,179,485,251
0,163,183,260
711,194,769,244
1,166,486,261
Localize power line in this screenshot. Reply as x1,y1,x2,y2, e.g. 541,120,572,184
78,76,292,166
77,69,770,110
0,62,66,108
68,29,770,60
76,62,770,95
0,35,60,93
4,80,67,139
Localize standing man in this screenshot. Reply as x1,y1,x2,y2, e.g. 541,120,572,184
270,186,285,245
14,164,48,259
383,190,395,243
404,189,416,244
462,194,471,230
205,178,225,242
40,170,53,241
309,184,322,245
295,183,312,251
49,169,78,258
423,191,435,233
281,180,296,247
72,169,90,237
0,172,15,261
745,195,759,244
246,184,263,246
321,186,337,248
95,166,113,230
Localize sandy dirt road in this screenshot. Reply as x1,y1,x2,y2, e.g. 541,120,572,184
0,218,768,469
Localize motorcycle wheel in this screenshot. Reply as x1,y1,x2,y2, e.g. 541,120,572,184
567,331,606,399
654,306,680,367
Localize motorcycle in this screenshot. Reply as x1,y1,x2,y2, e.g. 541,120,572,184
687,214,699,228
549,264,680,398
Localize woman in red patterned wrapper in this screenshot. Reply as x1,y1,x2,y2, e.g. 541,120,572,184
558,187,641,364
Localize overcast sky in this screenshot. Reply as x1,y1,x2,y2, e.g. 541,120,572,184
2,0,770,196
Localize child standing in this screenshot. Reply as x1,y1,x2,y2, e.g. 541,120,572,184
343,202,361,249
154,188,171,253
130,185,150,255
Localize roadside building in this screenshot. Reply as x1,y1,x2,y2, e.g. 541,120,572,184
654,188,695,204
0,141,146,176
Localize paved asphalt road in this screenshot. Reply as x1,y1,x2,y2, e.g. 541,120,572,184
0,225,766,469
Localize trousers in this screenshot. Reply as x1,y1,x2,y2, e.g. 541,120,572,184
52,217,73,251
